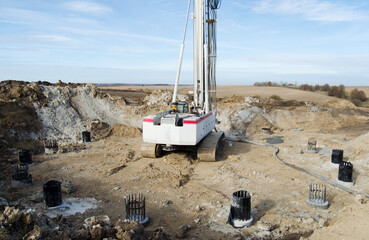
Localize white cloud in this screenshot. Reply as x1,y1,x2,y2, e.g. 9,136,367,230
231,0,252,10
249,0,367,22
157,9,185,16
219,18,252,32
1,8,54,25
0,19,23,24
62,27,180,44
32,35,73,42
63,1,112,14
64,17,99,25
219,44,261,52
0,7,100,28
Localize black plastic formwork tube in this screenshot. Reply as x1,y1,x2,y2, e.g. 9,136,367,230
331,149,343,164
43,180,62,207
124,194,149,227
227,190,253,228
338,161,353,183
82,131,91,142
19,149,33,164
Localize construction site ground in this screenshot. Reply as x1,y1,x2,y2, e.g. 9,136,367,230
1,81,369,239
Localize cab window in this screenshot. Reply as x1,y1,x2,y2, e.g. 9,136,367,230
177,103,189,113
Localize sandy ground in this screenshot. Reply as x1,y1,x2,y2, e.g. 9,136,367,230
14,123,368,239
2,82,369,239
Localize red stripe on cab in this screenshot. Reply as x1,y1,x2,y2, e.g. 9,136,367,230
183,113,212,125
143,118,154,123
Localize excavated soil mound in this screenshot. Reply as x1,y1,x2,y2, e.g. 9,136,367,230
306,201,369,239
0,81,46,152
144,90,172,107
110,124,142,138
0,80,133,183
218,96,368,136
318,99,357,110
0,205,170,240
141,90,188,114
220,95,246,103
246,114,275,136
89,119,112,141
0,102,41,146
0,81,47,105
37,83,127,142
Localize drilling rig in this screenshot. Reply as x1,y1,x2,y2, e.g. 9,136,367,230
141,0,224,161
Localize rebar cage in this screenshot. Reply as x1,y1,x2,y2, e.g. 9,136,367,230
124,194,149,226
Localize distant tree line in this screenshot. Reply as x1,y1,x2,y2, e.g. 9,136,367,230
253,81,292,87
299,83,367,106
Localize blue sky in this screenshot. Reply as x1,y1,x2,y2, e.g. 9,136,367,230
1,0,369,85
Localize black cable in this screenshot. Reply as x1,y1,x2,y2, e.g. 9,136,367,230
210,0,221,9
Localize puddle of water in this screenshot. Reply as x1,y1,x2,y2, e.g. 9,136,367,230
264,136,284,144
318,147,331,157
45,197,98,218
